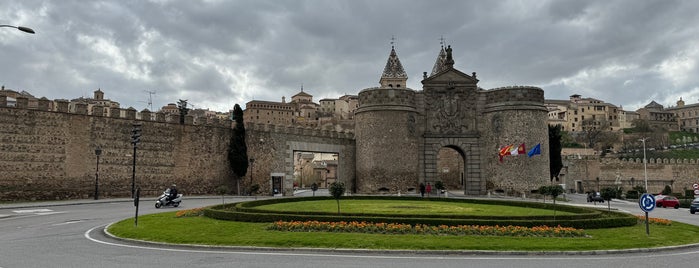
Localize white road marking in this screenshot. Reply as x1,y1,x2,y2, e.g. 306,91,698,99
13,209,53,213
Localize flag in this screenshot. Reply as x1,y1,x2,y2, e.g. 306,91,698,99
527,143,541,158
511,143,526,156
499,144,513,162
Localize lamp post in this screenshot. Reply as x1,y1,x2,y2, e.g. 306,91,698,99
94,147,102,200
0,25,35,34
249,158,255,186
640,137,649,192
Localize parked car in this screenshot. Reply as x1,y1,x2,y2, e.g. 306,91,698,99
690,198,699,214
655,195,680,209
587,192,604,203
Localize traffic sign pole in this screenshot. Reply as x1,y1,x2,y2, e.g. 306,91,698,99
645,211,649,235
639,193,655,236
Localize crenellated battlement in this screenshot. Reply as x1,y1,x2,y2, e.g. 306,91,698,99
597,157,699,165
356,87,417,114
485,86,544,103
244,122,354,140
483,85,546,112
0,96,233,128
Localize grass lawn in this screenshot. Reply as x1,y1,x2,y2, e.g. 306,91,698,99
108,211,699,251
253,199,576,216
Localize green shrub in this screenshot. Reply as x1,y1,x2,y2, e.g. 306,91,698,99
204,196,636,229
626,190,639,200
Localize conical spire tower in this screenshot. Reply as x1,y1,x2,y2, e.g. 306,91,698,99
430,45,447,77
379,46,408,88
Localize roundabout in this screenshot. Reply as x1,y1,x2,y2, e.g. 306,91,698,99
3,196,699,267
106,196,699,252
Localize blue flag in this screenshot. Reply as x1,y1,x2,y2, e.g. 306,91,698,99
527,143,541,158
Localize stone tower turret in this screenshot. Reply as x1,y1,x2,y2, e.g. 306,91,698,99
379,46,408,88
355,46,419,193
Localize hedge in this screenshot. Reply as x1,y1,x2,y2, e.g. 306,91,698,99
203,196,637,229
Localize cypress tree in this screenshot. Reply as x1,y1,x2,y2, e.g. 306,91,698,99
549,125,563,182
228,104,248,193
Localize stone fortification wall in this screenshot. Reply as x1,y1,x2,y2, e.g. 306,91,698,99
565,156,699,194
357,87,417,112
0,105,232,201
355,88,419,193
481,86,550,195
244,122,355,195
484,86,546,107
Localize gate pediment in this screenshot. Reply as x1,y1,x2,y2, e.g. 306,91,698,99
423,68,478,135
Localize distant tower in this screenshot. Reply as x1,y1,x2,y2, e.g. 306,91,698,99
93,88,104,100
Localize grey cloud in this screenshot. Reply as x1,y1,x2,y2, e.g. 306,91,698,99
2,0,699,112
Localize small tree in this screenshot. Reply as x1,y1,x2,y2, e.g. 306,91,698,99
601,187,617,211
311,183,318,196
215,185,229,204
329,182,346,214
661,185,672,195
434,181,445,197
538,185,550,203
249,184,260,200
539,185,564,220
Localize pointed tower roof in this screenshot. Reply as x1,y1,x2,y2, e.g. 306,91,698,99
430,46,447,76
379,46,408,88
381,46,408,79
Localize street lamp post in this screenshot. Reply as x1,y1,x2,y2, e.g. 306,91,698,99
640,137,649,192
249,158,255,186
94,147,102,200
0,25,35,34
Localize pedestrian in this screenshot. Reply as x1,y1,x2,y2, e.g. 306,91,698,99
426,182,432,197
419,183,426,197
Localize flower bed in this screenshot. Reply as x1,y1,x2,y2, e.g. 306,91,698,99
268,220,587,237
636,215,672,226
175,208,204,218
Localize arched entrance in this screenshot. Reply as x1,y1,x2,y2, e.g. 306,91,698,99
436,146,464,191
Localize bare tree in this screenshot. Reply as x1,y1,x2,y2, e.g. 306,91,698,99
579,118,612,149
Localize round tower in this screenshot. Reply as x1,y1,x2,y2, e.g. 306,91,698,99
354,47,419,193
482,86,550,194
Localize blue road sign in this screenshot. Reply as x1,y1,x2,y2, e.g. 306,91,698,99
639,193,655,212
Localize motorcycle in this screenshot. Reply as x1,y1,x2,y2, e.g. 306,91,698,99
155,188,182,208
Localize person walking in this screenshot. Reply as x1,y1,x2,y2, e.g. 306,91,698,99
426,182,432,198
419,183,426,197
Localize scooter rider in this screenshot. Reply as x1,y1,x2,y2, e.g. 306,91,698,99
168,184,178,202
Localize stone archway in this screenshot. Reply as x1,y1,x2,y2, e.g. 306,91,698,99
436,146,464,191
422,137,482,195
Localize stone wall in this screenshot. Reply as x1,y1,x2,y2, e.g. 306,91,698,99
564,156,699,195
245,122,355,195
0,106,232,201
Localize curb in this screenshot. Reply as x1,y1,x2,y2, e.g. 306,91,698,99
100,222,699,256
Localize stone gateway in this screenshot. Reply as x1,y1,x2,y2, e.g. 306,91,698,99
354,45,550,195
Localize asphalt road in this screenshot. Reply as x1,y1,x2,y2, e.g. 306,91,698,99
1,194,698,268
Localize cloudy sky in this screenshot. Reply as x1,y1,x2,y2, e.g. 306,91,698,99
2,0,699,113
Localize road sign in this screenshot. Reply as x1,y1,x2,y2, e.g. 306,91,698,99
693,183,698,189
639,193,655,212
695,189,699,195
